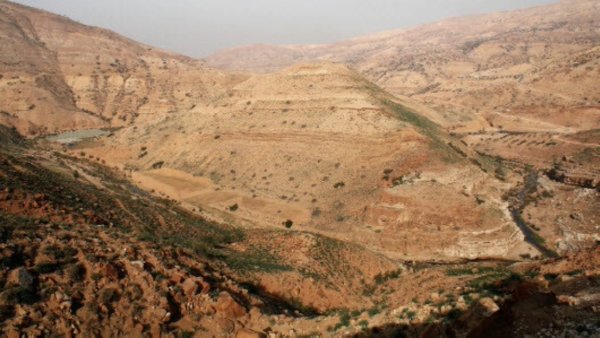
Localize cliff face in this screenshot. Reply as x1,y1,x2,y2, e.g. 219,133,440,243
0,3,101,134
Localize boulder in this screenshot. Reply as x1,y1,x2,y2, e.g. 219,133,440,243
7,268,34,290
181,278,198,297
130,260,144,270
456,297,500,332
216,292,246,319
103,263,120,280
478,297,500,314
216,317,236,334
170,272,186,284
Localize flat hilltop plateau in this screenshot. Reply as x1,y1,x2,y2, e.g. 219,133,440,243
0,0,599,336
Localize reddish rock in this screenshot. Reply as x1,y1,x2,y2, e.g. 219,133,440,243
511,282,538,301
103,264,120,280
170,272,185,284
6,328,19,338
33,193,46,201
181,278,198,297
216,292,246,319
7,267,34,290
199,279,210,294
235,328,267,338
216,317,236,334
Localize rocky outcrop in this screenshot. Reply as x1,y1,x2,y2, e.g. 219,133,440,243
546,167,600,189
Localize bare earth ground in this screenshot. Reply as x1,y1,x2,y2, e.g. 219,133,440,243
0,0,599,336
1,129,599,336
82,63,536,262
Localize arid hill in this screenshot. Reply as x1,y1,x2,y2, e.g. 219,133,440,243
205,0,600,239
0,125,400,336
0,0,599,336
87,61,537,262
206,0,600,131
1,0,598,263
0,1,240,136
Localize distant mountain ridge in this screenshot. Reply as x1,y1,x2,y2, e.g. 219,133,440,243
205,0,600,130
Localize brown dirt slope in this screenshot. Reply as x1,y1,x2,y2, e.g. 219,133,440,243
2,127,599,337
0,125,404,336
87,62,533,261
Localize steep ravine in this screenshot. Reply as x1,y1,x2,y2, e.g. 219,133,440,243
509,171,559,258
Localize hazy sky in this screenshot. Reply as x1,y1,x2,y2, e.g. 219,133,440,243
14,0,557,57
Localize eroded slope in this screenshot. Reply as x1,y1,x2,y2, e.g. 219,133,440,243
0,1,241,136
87,63,533,261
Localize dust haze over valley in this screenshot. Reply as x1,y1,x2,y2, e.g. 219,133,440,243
0,1,599,337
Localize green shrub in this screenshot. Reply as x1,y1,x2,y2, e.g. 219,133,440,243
368,307,380,317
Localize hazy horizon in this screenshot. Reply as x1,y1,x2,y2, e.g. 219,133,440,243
12,0,557,57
